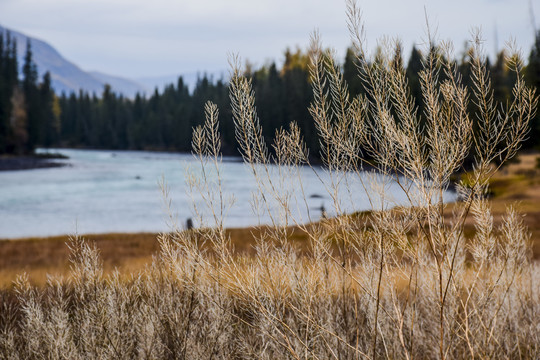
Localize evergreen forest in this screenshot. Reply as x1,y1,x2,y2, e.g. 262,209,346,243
1,30,540,158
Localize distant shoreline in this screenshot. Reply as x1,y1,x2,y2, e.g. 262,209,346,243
0,155,67,171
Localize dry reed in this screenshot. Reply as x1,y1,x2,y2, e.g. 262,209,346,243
0,1,539,358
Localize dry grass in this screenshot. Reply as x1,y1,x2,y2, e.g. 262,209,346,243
0,233,159,288
0,227,315,287
1,2,539,358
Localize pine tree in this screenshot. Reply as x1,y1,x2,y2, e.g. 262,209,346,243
22,40,39,152
526,30,540,88
281,49,314,153
0,32,20,153
406,46,423,112
39,72,60,149
492,51,513,103
0,32,10,153
9,87,28,154
343,47,363,97
526,30,540,146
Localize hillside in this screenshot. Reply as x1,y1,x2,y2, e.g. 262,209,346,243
0,24,147,97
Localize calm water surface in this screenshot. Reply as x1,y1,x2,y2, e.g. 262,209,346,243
0,148,456,239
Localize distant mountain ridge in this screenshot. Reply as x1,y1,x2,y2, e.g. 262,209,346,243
0,24,227,98
0,24,148,98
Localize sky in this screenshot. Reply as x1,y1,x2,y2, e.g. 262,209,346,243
0,0,537,79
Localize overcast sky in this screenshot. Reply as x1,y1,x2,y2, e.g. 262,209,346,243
0,0,537,79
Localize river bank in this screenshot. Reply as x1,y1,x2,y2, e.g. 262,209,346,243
0,226,310,287
0,153,68,171
1,152,539,287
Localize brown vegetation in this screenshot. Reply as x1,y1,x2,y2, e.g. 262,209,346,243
0,1,539,358
3,153,540,288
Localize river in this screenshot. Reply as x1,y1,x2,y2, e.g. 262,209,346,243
0,148,456,239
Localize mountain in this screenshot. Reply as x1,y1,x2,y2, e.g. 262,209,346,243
0,24,147,97
0,24,228,98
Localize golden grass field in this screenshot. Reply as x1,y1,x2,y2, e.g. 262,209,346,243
1,152,540,288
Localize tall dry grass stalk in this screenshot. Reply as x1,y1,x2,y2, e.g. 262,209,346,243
1,1,539,358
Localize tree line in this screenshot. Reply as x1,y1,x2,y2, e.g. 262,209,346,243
56,50,315,155
0,32,59,155
1,31,540,157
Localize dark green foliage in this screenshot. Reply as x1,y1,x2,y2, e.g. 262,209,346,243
57,49,315,156
0,36,59,154
59,75,231,152
526,31,540,91
526,31,540,147
1,38,539,157
38,72,60,149
22,41,40,152
343,47,364,98
0,32,19,153
406,46,423,112
251,50,315,157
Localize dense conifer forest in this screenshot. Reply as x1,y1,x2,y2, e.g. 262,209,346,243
0,33,59,154
1,30,540,157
